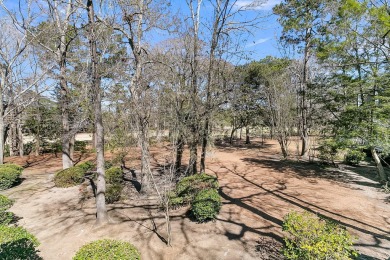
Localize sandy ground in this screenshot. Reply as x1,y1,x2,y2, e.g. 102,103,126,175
1,139,390,260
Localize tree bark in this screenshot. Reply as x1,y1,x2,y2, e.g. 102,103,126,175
300,28,311,157
245,126,250,144
17,117,23,157
200,117,209,173
87,0,108,224
371,147,388,183
175,134,184,173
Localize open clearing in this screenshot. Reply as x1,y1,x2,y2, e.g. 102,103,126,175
1,139,389,260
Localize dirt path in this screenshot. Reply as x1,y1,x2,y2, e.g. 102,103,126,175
1,140,389,259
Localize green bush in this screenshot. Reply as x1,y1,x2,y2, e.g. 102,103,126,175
0,195,14,225
76,162,95,172
345,150,365,166
168,191,184,208
174,173,219,206
54,167,85,188
0,164,24,174
105,167,123,184
0,225,40,260
0,211,15,226
105,184,123,204
282,211,358,260
75,141,88,153
191,188,221,222
73,239,140,260
104,161,114,170
0,166,22,191
0,195,13,211
317,140,340,165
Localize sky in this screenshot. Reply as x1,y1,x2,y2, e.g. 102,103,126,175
169,0,284,63
0,0,284,64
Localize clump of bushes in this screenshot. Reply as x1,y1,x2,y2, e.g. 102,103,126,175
54,166,85,188
191,189,221,222
73,239,140,260
0,164,23,190
0,195,14,225
105,167,123,204
169,173,221,222
0,225,40,260
344,150,365,166
282,211,358,260
76,161,95,172
171,173,219,207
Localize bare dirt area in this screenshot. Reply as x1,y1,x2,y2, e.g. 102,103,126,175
1,139,389,260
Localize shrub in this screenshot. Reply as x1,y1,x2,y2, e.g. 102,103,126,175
105,184,123,204
344,150,365,166
174,173,219,205
0,164,24,174
105,167,123,184
0,195,14,225
54,167,85,188
76,162,95,172
282,211,358,260
73,239,140,260
0,166,22,191
0,225,40,260
191,188,221,222
104,161,114,170
0,211,15,226
168,191,184,208
317,140,340,165
0,195,13,211
75,141,88,153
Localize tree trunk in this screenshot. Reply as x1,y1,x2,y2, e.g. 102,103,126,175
35,134,40,156
87,0,108,224
278,136,288,159
188,133,198,175
139,119,151,192
175,135,184,173
0,118,4,164
245,126,250,145
200,117,209,173
70,134,75,161
61,89,72,169
17,118,23,157
371,147,388,183
300,28,311,157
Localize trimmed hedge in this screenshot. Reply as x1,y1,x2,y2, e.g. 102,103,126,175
191,188,221,222
73,239,140,260
0,225,40,260
54,167,85,188
171,173,219,207
282,211,358,260
0,164,23,190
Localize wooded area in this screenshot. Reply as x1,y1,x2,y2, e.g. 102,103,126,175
0,0,389,259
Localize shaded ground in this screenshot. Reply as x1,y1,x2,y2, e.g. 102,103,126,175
1,139,389,260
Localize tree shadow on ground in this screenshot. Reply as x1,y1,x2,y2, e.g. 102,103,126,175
241,157,382,189
214,138,274,151
215,165,390,257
